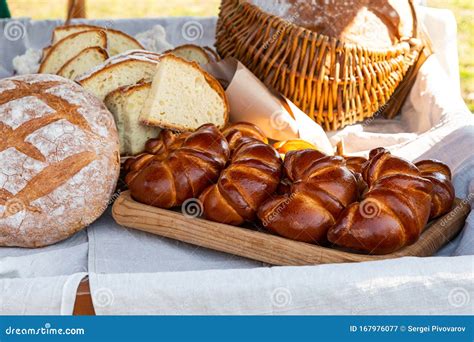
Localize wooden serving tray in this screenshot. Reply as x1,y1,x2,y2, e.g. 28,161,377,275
112,191,470,266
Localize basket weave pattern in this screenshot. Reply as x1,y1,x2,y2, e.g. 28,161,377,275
216,0,429,131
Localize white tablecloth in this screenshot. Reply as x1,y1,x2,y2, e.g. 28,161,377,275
1,7,473,315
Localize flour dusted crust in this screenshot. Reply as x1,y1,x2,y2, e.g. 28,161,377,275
0,74,120,247
250,0,414,49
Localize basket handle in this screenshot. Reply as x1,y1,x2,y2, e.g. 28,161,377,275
408,0,419,39
66,0,86,24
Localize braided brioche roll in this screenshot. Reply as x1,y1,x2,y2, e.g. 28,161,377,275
128,124,230,208
257,150,359,243
415,160,455,219
123,154,155,185
327,148,434,254
144,130,191,157
345,156,368,175
199,137,282,225
343,156,368,195
124,130,190,185
125,122,265,185
221,122,268,149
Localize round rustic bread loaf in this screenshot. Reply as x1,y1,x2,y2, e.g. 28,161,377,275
251,0,414,49
0,74,120,247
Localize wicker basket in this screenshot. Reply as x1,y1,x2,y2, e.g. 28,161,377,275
216,0,432,131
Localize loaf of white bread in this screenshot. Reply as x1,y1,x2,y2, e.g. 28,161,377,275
57,46,109,80
39,24,219,80
140,54,228,131
77,51,159,100
39,29,108,74
93,53,158,156
51,24,144,55
36,22,227,156
166,44,214,65
81,50,227,155
39,24,144,79
37,28,225,156
105,82,159,156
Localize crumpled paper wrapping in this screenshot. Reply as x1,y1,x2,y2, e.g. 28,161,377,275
204,58,334,155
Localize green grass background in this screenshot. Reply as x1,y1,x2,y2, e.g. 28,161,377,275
7,0,474,111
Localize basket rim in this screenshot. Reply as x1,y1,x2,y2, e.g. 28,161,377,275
230,0,420,55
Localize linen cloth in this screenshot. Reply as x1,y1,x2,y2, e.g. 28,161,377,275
0,7,473,315
0,273,86,315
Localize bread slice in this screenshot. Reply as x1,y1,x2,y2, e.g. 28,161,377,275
52,24,144,55
167,44,211,65
105,82,160,156
115,49,162,61
140,54,229,130
52,25,95,42
57,47,109,80
39,29,107,74
41,45,52,62
77,54,158,100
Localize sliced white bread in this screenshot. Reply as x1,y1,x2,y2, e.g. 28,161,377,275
57,47,109,80
42,45,52,62
52,24,144,55
77,54,158,100
167,44,211,65
39,29,107,74
140,54,229,130
52,25,95,42
104,82,160,156
114,49,161,61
